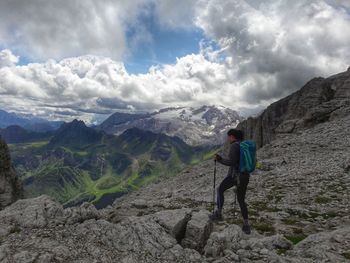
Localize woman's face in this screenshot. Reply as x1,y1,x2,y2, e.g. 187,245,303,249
228,135,236,143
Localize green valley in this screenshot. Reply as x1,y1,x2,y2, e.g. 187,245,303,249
8,120,217,208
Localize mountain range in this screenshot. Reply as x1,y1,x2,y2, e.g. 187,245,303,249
97,105,243,146
1,104,240,209
0,105,242,147
0,109,63,132
7,119,217,208
0,125,53,144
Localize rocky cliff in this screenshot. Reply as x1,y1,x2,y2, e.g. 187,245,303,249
238,68,350,148
0,137,22,209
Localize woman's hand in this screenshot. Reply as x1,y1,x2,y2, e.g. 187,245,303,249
214,154,222,161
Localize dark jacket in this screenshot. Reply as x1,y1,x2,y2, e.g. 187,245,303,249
218,141,240,177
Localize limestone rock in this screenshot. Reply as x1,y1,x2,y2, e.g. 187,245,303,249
288,226,350,262
181,209,213,252
238,69,350,148
204,224,242,257
244,235,293,251
0,195,62,228
151,208,192,241
0,137,22,209
0,198,203,263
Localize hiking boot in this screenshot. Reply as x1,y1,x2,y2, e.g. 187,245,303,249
242,224,251,234
209,210,223,221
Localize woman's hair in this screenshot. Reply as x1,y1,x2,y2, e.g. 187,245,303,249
227,129,244,141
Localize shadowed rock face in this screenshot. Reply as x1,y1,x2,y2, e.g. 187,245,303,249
0,137,23,209
238,68,350,148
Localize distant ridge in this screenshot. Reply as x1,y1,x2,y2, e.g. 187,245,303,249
0,125,52,144
98,105,243,146
0,109,63,132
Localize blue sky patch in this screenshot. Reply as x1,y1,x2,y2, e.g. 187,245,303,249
124,5,205,74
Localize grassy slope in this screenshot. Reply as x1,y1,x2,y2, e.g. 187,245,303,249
9,136,216,206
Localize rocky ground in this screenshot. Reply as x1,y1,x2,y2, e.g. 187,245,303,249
0,113,349,262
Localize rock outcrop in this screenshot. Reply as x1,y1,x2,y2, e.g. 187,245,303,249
181,210,213,252
0,196,203,263
0,137,22,209
238,68,350,148
0,194,349,262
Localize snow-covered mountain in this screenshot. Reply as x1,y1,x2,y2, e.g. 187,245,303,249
98,105,243,146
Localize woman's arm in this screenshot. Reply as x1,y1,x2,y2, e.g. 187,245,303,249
217,143,239,166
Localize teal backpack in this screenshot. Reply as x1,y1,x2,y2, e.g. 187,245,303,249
239,140,256,173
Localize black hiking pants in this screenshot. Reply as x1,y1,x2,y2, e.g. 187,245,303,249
217,173,249,220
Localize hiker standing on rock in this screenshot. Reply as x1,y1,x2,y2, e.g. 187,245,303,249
210,129,253,235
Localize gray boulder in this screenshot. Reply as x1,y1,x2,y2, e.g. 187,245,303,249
151,208,192,241
289,226,350,263
181,209,213,252
204,224,242,257
0,195,62,228
242,234,293,251
0,195,102,231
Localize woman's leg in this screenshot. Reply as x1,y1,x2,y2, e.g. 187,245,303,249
217,175,235,211
237,173,250,220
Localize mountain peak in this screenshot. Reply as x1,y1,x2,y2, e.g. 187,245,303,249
66,119,86,127
48,119,103,148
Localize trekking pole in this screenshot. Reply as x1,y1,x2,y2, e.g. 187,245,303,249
212,160,217,214
233,173,239,218
233,186,237,217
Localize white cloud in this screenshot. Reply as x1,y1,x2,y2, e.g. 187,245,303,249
0,50,245,123
153,0,198,29
195,0,350,103
0,0,148,61
0,49,19,67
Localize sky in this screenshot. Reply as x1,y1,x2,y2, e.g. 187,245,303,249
0,0,349,124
